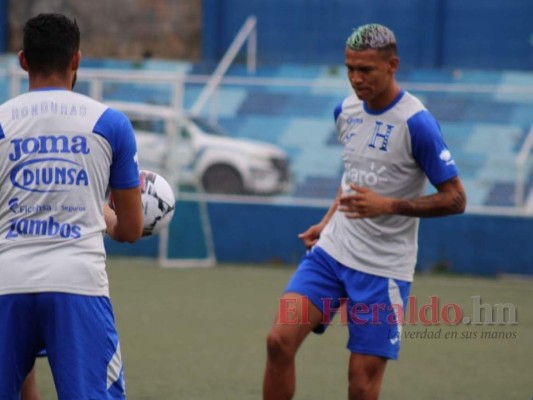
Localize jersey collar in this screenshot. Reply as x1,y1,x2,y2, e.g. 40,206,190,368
363,89,405,115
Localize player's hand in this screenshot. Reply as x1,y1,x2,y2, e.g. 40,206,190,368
103,203,117,236
338,184,393,218
298,223,323,249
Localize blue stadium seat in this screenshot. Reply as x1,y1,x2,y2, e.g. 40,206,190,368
1,56,530,208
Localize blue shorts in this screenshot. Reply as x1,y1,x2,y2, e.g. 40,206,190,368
285,246,411,360
0,293,126,399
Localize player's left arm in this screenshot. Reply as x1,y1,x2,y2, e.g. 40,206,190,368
338,178,465,218
96,108,143,242
105,187,143,242
339,109,466,218
391,176,466,216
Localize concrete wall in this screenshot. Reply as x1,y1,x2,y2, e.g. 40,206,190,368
5,1,532,70
6,0,201,61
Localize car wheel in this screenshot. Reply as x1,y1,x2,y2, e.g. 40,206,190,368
202,165,245,194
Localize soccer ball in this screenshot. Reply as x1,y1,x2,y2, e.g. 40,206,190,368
139,170,176,236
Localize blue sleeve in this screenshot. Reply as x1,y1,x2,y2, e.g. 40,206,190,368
333,101,342,123
92,108,140,189
408,110,459,186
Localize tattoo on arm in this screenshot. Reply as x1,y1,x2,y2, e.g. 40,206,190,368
391,177,466,217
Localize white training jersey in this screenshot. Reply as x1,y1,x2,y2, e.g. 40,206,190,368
0,88,139,297
317,90,459,282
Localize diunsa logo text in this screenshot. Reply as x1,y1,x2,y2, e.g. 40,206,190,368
9,135,90,193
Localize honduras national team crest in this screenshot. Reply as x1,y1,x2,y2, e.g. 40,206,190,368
9,135,90,193
368,121,394,152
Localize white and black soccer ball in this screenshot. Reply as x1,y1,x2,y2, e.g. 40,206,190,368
140,170,175,236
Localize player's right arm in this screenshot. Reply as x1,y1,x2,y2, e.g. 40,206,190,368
298,186,342,249
298,99,348,249
104,187,143,243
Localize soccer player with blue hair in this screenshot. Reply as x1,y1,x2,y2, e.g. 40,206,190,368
263,23,466,400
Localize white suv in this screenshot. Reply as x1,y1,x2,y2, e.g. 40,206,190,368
133,115,291,195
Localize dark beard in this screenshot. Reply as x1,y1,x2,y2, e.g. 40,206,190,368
71,71,77,90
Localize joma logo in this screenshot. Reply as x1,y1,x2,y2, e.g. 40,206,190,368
9,135,90,162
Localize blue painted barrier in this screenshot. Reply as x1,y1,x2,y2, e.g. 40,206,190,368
202,0,533,70
106,200,533,276
0,0,7,53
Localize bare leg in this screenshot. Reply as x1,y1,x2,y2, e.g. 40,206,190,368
348,353,387,400
263,293,324,400
21,366,41,400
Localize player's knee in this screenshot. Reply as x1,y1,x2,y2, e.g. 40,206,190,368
348,376,379,400
265,330,295,361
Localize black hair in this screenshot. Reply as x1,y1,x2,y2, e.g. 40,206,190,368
23,13,80,75
377,43,398,60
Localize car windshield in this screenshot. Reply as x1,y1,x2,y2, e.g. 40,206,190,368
130,115,228,137
189,116,227,136
131,118,165,133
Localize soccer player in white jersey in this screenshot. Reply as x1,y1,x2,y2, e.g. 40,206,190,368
263,24,466,400
0,14,144,399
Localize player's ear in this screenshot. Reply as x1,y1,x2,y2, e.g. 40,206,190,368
388,56,399,74
17,50,29,72
71,50,81,71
